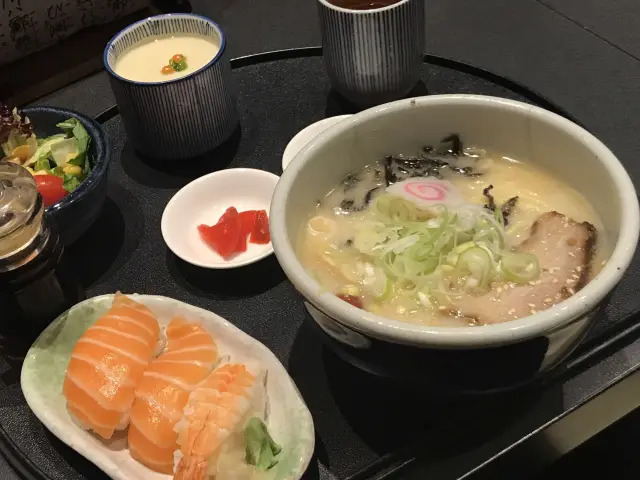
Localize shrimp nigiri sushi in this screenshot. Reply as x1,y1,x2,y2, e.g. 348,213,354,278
173,362,281,480
62,293,161,440
128,317,219,474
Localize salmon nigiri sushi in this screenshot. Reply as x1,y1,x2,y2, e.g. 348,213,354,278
128,317,219,474
63,293,161,440
173,362,281,480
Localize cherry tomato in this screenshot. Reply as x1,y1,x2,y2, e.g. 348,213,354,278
337,294,363,309
171,54,185,63
250,210,270,244
161,65,174,75
34,175,67,207
198,207,240,258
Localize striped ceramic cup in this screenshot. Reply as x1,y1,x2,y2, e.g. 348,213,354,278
104,14,238,161
317,0,425,107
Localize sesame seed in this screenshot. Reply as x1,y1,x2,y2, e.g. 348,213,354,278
552,278,559,284
566,278,575,285
508,308,516,315
528,303,536,308
544,297,552,303
530,309,537,314
568,252,576,258
572,274,580,280
576,266,583,272
496,287,503,293
567,288,575,295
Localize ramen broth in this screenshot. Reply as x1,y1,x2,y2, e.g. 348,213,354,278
114,34,220,83
297,140,605,327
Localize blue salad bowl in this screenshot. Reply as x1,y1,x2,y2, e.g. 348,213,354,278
22,106,111,246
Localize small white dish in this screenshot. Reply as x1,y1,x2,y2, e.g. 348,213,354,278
162,168,279,269
282,115,351,171
21,294,315,480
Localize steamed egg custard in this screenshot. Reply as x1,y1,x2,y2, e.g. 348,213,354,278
298,135,605,326
113,34,221,83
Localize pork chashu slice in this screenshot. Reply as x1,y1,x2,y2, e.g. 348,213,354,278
454,211,597,325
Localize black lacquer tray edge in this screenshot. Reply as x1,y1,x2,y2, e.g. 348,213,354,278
345,309,640,480
1,47,635,480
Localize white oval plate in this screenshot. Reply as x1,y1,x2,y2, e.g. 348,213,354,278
282,115,351,171
20,294,315,480
162,168,280,269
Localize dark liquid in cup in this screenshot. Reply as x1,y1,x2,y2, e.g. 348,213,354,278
328,0,403,10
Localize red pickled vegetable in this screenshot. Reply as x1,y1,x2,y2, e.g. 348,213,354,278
234,210,258,253
217,207,238,224
217,207,249,253
198,207,241,258
235,232,248,253
337,294,363,309
199,207,270,259
250,210,270,244
239,210,258,236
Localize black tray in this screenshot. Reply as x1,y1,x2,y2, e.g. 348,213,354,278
1,47,639,480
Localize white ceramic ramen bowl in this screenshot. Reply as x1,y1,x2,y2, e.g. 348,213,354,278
104,14,238,161
162,168,279,269
270,94,640,393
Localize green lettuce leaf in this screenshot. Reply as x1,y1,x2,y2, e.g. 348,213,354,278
55,119,76,135
23,135,66,168
62,173,81,193
57,117,91,168
50,138,79,166
34,155,52,173
72,121,90,156
51,166,65,178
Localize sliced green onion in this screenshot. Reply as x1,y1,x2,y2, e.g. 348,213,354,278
362,266,392,300
500,252,540,283
417,291,434,308
338,194,538,300
375,195,420,222
445,240,476,266
397,278,418,295
456,246,493,290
